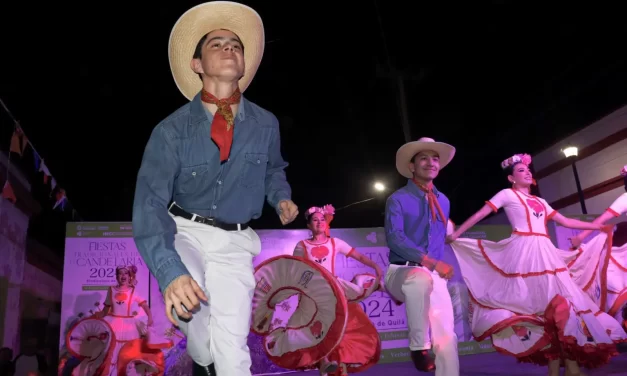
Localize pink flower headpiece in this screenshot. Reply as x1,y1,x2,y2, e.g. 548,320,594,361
305,204,335,219
501,153,532,170
621,165,627,177
117,265,138,274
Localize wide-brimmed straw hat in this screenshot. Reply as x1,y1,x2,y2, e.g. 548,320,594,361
395,137,456,178
169,1,265,100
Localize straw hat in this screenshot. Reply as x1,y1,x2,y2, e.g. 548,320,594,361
169,1,265,100
395,137,456,178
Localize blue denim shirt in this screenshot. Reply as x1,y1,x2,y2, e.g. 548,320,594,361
132,92,292,292
384,180,450,265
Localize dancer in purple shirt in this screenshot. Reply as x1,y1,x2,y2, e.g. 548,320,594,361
384,137,459,376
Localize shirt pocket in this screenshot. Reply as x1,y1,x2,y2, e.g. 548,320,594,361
239,152,269,189
176,163,211,195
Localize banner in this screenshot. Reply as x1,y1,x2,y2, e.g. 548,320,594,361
59,223,185,376
59,223,510,375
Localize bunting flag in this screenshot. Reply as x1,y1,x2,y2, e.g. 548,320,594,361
39,158,51,185
1,182,16,203
1,96,81,218
53,189,67,210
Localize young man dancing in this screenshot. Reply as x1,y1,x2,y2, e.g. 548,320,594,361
132,2,298,375
384,137,460,376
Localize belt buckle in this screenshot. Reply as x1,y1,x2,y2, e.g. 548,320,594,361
202,217,216,226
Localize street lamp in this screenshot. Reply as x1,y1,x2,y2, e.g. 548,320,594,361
561,145,587,214
336,181,387,211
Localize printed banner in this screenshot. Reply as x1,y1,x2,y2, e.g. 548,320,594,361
59,223,510,376
59,223,184,376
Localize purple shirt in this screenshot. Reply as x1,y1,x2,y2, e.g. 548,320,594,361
384,180,450,265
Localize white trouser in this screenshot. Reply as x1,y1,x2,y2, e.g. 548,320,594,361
171,215,261,376
385,264,459,376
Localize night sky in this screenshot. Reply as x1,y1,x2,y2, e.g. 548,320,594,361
1,2,627,254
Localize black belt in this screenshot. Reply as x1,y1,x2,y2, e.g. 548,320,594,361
169,203,249,231
391,261,421,267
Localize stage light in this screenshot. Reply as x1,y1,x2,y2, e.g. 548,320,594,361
374,182,385,192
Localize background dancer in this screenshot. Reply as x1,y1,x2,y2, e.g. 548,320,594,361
570,165,627,326
447,153,627,376
292,204,382,375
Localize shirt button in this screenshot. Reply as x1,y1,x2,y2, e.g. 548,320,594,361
212,205,217,209
192,172,196,176
217,180,222,185
256,159,261,164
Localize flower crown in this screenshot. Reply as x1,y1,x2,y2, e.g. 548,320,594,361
305,204,335,219
501,153,532,170
621,165,627,177
117,265,138,274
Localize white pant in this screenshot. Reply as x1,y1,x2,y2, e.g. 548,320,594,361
171,215,261,376
385,264,459,376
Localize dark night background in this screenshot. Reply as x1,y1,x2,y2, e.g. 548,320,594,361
1,2,626,256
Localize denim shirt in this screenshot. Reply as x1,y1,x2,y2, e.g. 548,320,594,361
132,92,292,291
384,180,450,265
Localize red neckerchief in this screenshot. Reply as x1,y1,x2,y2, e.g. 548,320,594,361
201,88,242,162
412,179,445,222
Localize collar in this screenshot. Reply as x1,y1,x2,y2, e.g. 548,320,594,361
406,179,440,198
189,90,253,125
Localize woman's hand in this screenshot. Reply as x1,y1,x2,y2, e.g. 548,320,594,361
569,236,583,249
446,232,459,244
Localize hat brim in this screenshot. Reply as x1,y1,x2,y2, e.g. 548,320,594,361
395,141,456,178
169,1,265,101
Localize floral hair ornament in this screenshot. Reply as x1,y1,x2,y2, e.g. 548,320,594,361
116,265,138,274
305,204,336,237
621,165,627,176
500,153,532,170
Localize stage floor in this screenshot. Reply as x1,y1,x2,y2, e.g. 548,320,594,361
291,352,627,375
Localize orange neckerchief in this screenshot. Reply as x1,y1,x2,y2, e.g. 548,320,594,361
412,179,445,222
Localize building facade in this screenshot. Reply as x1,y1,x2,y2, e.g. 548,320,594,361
532,104,627,216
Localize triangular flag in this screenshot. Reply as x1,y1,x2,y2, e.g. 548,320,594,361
39,159,51,184
33,152,41,171
10,130,22,156
53,189,66,210
21,134,29,153
1,182,17,203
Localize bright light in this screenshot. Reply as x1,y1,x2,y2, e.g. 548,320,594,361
374,182,385,192
562,146,578,158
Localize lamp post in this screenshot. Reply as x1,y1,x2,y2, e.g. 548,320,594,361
562,146,587,214
336,182,386,211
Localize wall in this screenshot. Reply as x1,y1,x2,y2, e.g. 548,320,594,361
533,104,627,214
0,152,31,351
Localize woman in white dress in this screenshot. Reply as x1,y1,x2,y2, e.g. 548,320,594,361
445,153,627,376
251,205,382,376
570,166,627,328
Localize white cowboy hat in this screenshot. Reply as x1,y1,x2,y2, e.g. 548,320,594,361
169,1,265,100
395,137,456,178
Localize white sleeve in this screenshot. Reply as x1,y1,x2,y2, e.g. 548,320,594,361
486,189,511,212
608,193,627,216
333,238,355,256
